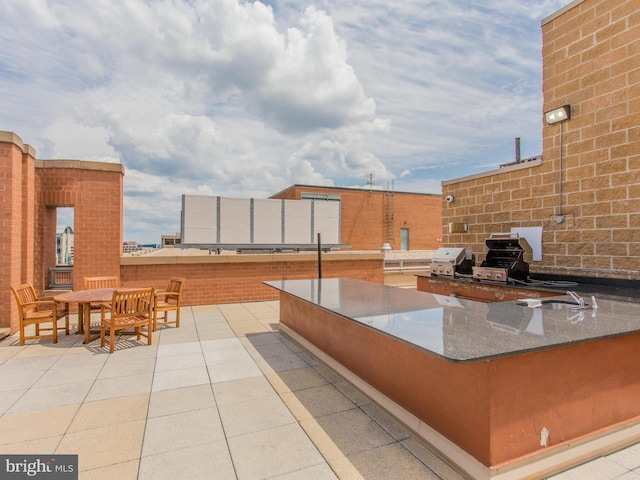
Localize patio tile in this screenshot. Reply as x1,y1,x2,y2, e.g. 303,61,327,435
258,352,311,373
281,384,356,420
348,442,440,480
0,404,78,445
547,456,629,479
401,437,467,480
212,375,276,406
334,381,372,407
33,363,104,388
0,368,45,392
142,407,225,457
361,403,412,441
195,329,237,341
207,359,262,384
203,346,253,365
68,393,150,432
86,373,153,402
200,337,243,352
81,460,140,480
152,366,210,392
265,366,329,394
56,420,146,471
101,343,158,362
0,389,25,415
139,440,235,480
608,444,640,470
97,357,156,379
148,384,216,418
217,394,296,437
1,354,62,371
156,341,201,357
154,352,205,372
7,381,92,413
227,423,326,480
270,463,339,480
305,408,396,457
0,435,62,454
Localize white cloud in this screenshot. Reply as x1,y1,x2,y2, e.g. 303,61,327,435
0,0,572,243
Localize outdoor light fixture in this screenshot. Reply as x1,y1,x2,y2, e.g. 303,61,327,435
544,105,571,125
544,104,572,224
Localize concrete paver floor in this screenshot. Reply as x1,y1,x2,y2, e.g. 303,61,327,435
1,301,639,479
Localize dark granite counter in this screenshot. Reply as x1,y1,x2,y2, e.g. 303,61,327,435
266,277,640,363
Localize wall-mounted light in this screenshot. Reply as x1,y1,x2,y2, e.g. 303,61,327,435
544,105,571,125
544,104,572,224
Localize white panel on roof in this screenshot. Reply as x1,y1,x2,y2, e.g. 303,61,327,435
182,195,217,244
284,200,311,243
253,199,282,244
313,201,340,244
219,197,251,243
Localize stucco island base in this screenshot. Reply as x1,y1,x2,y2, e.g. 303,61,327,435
271,282,640,480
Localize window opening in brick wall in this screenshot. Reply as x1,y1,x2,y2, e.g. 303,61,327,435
56,207,74,266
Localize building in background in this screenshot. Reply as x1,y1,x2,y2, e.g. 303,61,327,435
270,184,442,251
56,226,74,265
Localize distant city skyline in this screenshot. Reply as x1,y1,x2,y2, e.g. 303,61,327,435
1,0,571,244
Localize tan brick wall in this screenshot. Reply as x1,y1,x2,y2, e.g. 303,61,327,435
271,185,442,250
120,253,384,305
442,0,640,280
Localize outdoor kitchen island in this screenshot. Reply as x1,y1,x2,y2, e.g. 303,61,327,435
265,278,640,480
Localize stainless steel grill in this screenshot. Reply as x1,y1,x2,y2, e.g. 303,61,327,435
430,247,475,278
472,233,531,283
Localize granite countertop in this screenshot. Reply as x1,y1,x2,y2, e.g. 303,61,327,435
265,277,640,363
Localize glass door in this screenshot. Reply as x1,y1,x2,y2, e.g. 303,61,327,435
400,228,409,251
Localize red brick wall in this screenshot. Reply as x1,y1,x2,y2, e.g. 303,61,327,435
35,161,124,292
120,254,384,305
0,133,27,331
442,0,640,280
271,185,442,250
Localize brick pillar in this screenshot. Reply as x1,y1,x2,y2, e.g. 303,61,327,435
0,132,27,331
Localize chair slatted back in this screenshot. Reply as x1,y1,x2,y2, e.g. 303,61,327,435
111,288,153,319
11,283,38,318
84,276,119,290
167,277,186,295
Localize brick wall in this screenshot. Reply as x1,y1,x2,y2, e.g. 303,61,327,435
35,161,125,292
442,0,640,280
120,252,384,305
0,133,27,331
271,185,442,250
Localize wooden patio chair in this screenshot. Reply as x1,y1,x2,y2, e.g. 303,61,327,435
84,276,120,318
153,277,186,331
100,288,154,353
84,276,119,289
11,282,69,345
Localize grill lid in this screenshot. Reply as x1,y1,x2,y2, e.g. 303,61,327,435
484,233,532,263
432,247,473,265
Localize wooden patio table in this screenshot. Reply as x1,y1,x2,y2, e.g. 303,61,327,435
54,288,146,344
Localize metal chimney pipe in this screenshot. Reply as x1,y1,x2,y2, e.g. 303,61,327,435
515,137,521,163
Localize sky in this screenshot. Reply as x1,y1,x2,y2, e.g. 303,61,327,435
1,0,571,244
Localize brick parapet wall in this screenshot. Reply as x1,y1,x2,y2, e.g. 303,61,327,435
442,0,640,280
120,253,384,305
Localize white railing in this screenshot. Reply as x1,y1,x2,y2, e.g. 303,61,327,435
384,258,431,272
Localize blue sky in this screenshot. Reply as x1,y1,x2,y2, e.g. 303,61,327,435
0,0,570,244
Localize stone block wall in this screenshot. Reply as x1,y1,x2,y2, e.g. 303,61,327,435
442,0,640,280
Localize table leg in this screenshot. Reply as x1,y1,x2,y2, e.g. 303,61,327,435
76,303,84,335
83,303,92,344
